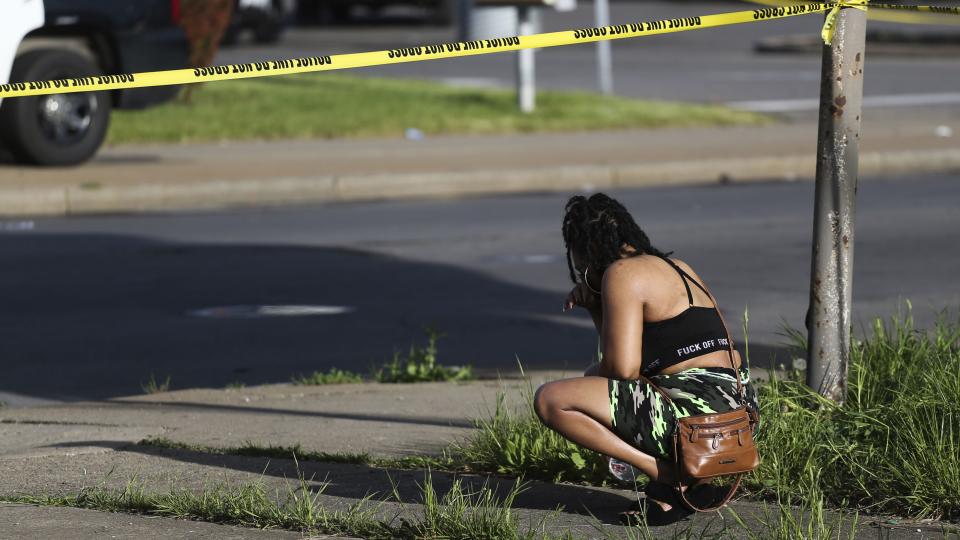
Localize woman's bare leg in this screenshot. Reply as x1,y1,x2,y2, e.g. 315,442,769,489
534,376,673,483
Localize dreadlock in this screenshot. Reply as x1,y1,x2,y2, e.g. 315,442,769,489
561,193,671,285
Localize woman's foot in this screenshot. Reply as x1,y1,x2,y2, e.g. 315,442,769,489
618,481,693,526
618,498,693,527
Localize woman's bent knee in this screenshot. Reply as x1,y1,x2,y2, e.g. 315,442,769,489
533,383,554,424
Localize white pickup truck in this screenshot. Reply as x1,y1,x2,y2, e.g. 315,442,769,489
0,0,189,166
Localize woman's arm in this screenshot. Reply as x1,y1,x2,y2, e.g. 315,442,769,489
597,260,645,380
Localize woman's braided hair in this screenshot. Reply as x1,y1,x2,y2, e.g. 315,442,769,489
561,193,671,285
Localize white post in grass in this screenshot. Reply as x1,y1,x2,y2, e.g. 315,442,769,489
516,5,536,113
594,0,613,95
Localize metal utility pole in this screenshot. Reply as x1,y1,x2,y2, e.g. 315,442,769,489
516,5,536,113
594,0,613,95
806,6,868,403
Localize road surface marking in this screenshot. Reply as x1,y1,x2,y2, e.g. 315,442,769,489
189,305,355,318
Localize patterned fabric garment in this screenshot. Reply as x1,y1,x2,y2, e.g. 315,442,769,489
608,366,761,461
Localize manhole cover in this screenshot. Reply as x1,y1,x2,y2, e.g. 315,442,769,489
188,305,354,319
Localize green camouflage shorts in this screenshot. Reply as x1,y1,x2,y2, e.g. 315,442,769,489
609,366,760,461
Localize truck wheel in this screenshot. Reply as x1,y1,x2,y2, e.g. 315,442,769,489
0,49,111,166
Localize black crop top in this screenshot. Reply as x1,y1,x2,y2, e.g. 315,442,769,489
640,257,732,376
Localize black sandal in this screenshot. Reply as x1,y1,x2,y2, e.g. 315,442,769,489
685,482,732,510
618,482,694,527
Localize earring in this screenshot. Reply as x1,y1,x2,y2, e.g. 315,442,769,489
583,267,602,295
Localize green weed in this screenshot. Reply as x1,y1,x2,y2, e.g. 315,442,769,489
376,327,473,383
292,329,471,385
292,367,364,385
4,469,555,539
2,468,892,539
140,373,171,394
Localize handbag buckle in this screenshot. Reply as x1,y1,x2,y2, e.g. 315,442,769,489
711,433,723,450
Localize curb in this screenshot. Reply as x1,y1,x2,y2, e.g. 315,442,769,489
1,148,959,216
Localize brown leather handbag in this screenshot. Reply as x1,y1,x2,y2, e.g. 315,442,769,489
641,295,760,512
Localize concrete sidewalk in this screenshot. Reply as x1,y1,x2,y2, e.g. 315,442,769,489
0,504,320,540
0,376,948,539
0,117,957,216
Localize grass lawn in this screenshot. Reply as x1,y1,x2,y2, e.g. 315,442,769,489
106,74,768,145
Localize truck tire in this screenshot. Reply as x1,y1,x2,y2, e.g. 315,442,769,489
0,49,111,166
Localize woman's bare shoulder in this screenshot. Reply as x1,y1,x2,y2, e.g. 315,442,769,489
602,255,662,294
607,254,664,276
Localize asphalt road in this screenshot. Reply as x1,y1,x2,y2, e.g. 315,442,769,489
1,172,957,404
217,0,960,116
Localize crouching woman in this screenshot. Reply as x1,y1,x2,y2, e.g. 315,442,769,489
534,193,760,524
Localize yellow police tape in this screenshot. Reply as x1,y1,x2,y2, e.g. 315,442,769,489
0,1,956,100
871,4,960,15
0,3,839,99
821,0,867,45
747,0,960,27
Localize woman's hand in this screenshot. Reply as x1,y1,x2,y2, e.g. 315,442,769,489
563,282,601,313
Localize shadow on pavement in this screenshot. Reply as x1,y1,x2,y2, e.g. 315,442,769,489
0,232,599,401
0,232,791,402
106,399,476,429
105,442,639,525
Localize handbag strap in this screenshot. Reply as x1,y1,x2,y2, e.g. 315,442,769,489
659,257,745,402
676,473,743,513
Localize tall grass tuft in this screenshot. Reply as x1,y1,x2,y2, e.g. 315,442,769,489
730,485,859,540
451,380,609,485
751,306,960,519
395,472,558,540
